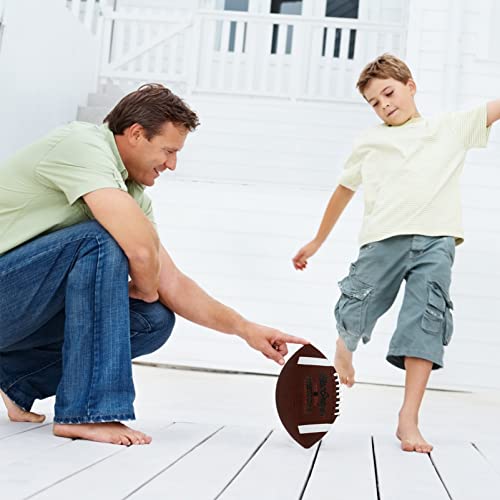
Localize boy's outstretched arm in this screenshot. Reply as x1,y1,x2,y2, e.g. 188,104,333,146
293,184,355,270
487,100,500,127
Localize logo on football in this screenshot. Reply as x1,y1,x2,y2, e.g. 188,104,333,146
275,344,340,448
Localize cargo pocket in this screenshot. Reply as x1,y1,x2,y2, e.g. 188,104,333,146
334,274,374,337
421,281,454,345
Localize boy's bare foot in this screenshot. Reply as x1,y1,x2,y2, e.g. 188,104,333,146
334,337,355,387
0,389,46,423
53,422,152,446
396,413,433,453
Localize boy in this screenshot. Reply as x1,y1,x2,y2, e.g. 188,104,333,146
292,54,500,452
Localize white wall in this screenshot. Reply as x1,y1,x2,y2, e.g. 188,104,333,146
141,0,500,391
0,0,99,161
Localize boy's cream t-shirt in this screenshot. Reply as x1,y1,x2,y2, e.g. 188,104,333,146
338,105,491,247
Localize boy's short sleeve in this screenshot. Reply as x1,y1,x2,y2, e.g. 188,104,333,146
448,104,491,150
338,142,364,191
36,133,127,205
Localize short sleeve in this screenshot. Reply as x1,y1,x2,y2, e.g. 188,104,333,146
127,181,157,229
338,142,364,191
448,104,491,150
36,133,127,205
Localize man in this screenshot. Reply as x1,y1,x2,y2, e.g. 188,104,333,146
0,84,307,446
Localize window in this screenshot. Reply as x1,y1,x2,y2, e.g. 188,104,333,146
270,0,302,15
224,0,249,12
215,0,249,53
323,0,359,60
325,0,359,19
270,1,302,55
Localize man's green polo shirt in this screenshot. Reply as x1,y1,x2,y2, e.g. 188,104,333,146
0,122,155,256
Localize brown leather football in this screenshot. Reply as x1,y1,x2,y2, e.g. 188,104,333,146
275,344,340,448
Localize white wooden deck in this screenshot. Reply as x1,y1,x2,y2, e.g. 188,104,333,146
1,364,500,499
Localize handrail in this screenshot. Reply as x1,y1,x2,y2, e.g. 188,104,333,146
196,9,405,32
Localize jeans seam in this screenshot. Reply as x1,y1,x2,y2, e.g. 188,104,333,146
87,234,102,416
3,357,62,392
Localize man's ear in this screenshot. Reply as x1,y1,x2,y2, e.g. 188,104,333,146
407,79,417,96
124,123,145,145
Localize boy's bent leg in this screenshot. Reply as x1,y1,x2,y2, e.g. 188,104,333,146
334,337,355,387
397,357,433,453
334,237,409,386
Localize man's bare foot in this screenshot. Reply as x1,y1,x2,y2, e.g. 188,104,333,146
53,422,152,446
0,389,45,423
396,413,433,453
334,337,355,387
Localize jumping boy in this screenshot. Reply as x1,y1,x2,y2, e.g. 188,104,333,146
292,54,500,452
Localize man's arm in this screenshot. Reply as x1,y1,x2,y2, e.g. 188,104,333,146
83,188,160,302
157,246,308,364
487,100,500,127
293,184,355,270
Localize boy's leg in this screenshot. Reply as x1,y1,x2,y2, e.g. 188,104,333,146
387,235,455,452
334,238,408,386
397,357,433,453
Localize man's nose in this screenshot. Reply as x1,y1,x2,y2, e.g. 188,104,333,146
165,156,177,171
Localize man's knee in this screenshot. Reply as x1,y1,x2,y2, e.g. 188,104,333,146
149,302,176,344
130,301,175,352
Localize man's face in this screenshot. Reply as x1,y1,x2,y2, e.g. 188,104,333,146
363,77,417,126
125,121,188,186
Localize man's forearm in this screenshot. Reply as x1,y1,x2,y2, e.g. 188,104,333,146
158,271,250,338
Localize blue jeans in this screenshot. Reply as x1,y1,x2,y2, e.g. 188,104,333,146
0,221,175,423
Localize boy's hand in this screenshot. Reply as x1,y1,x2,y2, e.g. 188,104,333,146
292,240,321,270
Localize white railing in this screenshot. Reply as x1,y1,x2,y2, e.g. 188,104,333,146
98,9,406,102
65,0,113,35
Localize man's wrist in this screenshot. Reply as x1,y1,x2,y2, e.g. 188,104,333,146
234,317,252,341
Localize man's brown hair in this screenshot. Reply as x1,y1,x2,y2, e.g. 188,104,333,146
356,53,413,96
104,83,200,139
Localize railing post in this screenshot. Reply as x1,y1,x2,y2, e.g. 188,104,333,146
84,0,96,32
187,13,202,95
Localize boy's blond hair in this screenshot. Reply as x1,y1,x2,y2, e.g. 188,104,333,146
356,53,413,96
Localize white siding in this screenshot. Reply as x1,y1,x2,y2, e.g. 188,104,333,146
0,0,99,161
142,82,500,390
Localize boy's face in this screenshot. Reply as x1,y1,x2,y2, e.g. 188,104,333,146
363,77,418,126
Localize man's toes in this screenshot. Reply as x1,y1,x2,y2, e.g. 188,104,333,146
401,440,415,452
121,435,132,446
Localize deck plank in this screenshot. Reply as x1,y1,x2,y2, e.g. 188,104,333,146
0,424,66,468
217,429,318,500
32,422,220,500
374,434,449,500
129,425,271,499
0,440,121,500
0,416,48,440
302,432,377,500
471,440,500,476
430,438,500,500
